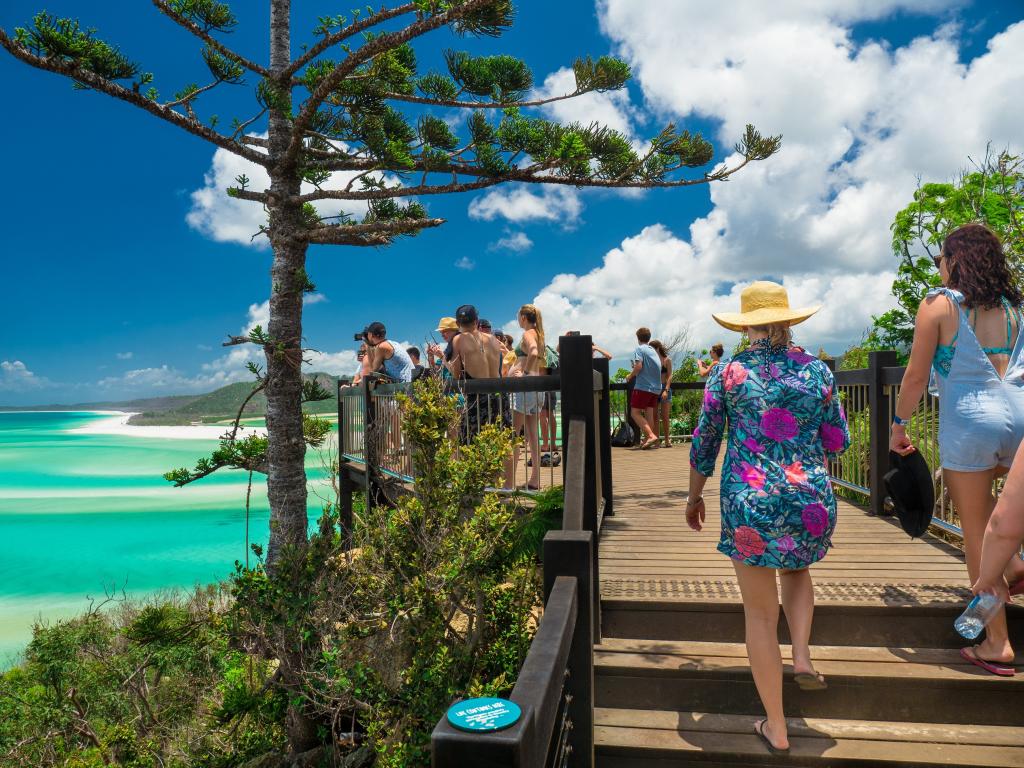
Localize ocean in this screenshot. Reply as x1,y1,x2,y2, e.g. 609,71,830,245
0,411,333,665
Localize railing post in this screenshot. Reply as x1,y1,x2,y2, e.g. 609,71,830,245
543,531,594,768
363,376,376,514
867,350,898,516
593,357,614,518
559,334,600,642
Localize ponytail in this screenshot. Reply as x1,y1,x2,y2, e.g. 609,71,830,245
519,304,545,352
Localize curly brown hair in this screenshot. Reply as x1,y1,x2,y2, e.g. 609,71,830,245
943,223,1022,309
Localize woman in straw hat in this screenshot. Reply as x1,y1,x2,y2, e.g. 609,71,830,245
686,281,850,755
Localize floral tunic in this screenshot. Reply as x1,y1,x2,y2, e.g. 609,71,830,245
689,340,850,569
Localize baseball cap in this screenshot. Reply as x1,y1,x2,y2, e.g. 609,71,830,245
365,321,386,337
455,304,479,325
478,318,492,330
436,317,457,332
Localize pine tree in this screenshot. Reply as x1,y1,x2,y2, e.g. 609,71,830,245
2,3,780,748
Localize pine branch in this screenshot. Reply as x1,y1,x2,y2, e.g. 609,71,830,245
306,217,445,245
0,27,270,166
282,0,496,171
379,89,585,109
296,177,502,202
283,3,420,80
152,0,270,78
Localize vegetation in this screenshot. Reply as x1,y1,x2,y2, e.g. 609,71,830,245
2,378,555,767
848,149,1024,363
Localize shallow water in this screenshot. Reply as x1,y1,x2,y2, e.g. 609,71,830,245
0,411,332,665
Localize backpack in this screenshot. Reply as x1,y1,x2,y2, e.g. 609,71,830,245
611,419,635,447
545,345,560,376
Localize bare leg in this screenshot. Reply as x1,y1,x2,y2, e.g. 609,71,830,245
733,561,789,751
945,468,1014,662
525,412,541,487
661,401,672,445
631,406,657,442
780,568,816,676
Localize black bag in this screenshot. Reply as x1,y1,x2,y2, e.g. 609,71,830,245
611,419,634,447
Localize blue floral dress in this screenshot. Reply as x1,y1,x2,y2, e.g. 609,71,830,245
689,340,851,569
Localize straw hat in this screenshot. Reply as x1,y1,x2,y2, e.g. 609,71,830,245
712,281,821,332
436,317,458,332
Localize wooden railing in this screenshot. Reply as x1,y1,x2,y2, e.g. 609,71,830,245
430,334,607,768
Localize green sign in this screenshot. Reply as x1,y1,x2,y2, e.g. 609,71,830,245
446,697,522,733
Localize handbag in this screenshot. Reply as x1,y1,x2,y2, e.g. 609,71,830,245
611,418,634,447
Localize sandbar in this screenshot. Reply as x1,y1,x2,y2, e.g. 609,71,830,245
70,412,267,440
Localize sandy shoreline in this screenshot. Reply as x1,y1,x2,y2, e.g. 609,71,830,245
70,412,268,440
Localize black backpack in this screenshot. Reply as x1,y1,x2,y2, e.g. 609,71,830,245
611,419,635,447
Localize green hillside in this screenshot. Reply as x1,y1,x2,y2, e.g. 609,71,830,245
127,373,340,426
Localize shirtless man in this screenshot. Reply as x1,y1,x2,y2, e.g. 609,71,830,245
450,304,508,441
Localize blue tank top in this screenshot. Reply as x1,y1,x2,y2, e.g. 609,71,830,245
382,342,414,383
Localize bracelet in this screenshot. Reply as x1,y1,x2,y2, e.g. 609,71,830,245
892,414,909,427
686,496,703,508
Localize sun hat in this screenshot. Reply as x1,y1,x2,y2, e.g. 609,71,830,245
712,281,821,332
436,317,458,332
883,450,935,538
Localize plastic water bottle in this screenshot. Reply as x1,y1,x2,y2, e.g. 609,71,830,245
954,593,1002,640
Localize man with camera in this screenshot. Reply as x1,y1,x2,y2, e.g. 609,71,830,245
358,321,414,383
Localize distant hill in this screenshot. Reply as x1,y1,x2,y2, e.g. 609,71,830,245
127,373,339,425
0,375,341,426
0,394,196,413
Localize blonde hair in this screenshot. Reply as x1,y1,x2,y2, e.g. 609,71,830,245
750,322,793,348
519,304,545,352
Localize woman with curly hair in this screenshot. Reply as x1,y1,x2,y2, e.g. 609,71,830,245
892,222,1024,676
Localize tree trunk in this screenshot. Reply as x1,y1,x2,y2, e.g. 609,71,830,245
266,0,320,756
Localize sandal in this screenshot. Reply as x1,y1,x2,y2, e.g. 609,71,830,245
640,437,660,450
754,719,789,756
959,645,1016,677
793,670,827,691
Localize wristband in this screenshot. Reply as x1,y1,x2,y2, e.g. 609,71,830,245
892,414,909,427
686,496,703,508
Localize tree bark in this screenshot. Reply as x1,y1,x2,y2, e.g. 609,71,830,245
266,0,321,756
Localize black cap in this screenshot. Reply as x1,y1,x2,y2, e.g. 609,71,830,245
455,304,478,325
365,321,386,337
883,450,935,538
479,318,492,330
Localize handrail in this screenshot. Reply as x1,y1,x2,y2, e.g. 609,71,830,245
562,419,586,531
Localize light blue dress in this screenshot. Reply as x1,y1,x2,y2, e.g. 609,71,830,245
927,287,1024,471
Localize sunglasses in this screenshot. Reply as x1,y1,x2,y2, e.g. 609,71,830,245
932,253,944,270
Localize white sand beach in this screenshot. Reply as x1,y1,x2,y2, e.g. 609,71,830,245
70,412,267,440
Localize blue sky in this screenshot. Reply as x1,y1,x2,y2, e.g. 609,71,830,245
1,0,1022,405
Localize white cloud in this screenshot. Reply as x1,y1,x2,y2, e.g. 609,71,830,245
521,3,1024,354
529,224,896,356
454,256,476,270
489,231,534,252
468,185,583,226
0,360,51,392
186,136,392,248
116,352,133,360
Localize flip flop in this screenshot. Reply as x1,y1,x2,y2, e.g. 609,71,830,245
959,646,1016,677
793,670,828,690
754,719,790,756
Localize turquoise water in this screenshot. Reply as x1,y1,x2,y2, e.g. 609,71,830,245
0,412,331,666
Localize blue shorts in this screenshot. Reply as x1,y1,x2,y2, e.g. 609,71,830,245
939,386,1024,471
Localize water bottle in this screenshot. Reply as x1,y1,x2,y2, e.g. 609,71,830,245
954,593,1002,639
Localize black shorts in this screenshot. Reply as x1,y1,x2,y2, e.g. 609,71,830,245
542,391,558,412
460,392,512,444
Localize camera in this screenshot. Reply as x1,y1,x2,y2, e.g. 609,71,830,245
354,331,367,342
567,330,581,336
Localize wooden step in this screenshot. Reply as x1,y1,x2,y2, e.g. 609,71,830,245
601,595,1024,648
595,708,1024,767
595,639,1024,726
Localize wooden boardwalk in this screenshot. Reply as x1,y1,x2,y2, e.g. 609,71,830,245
602,443,972,606
594,443,1024,767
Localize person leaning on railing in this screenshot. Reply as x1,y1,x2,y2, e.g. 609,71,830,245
891,223,1024,676
685,281,850,756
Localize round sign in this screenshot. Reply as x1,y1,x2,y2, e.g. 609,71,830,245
446,697,522,733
